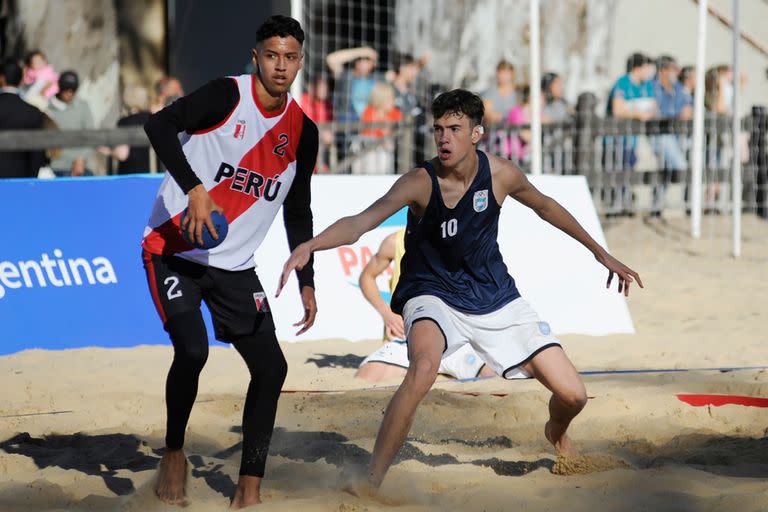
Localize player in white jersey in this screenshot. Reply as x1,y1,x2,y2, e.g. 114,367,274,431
142,16,317,508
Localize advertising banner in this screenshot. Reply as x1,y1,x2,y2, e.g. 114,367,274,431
0,174,632,355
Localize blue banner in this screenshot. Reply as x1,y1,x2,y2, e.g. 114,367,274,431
0,175,221,355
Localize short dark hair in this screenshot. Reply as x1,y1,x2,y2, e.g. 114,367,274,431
657,55,677,71
626,52,651,73
0,59,23,87
431,89,484,126
393,52,415,71
541,72,559,101
256,15,304,46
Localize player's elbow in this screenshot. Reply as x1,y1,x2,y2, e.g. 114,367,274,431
343,216,367,245
358,270,371,288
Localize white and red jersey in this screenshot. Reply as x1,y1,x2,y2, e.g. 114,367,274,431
142,74,309,271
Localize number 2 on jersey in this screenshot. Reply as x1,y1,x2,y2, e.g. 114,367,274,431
441,219,458,238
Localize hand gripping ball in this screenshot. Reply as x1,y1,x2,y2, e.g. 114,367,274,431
180,209,229,250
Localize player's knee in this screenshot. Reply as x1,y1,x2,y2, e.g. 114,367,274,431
408,356,438,393
269,351,288,388
173,342,208,372
239,336,287,390
166,312,209,371
559,385,588,412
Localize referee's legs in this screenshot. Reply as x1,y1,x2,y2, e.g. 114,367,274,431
229,330,288,508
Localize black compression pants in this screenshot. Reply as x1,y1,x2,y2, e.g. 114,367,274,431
163,310,287,477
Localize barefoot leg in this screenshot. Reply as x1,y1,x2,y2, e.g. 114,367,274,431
524,346,587,457
367,320,443,489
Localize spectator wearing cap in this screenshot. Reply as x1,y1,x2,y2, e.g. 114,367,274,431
0,58,47,178
46,70,95,176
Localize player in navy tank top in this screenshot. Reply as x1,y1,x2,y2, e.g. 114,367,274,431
279,89,643,492
391,150,519,316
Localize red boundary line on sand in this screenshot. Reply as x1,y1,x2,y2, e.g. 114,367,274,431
676,394,768,408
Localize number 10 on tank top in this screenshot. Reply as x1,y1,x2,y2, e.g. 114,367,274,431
441,219,458,238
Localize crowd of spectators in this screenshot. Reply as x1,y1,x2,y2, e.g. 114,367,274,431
0,43,751,180
0,48,184,179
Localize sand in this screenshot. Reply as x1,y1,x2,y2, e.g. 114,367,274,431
1,215,767,511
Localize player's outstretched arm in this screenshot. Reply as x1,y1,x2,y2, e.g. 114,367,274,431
495,156,643,296
276,169,428,296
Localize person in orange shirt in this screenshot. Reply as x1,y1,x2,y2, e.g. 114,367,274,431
352,82,402,174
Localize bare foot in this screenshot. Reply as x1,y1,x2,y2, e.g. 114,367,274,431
230,475,262,509
338,469,376,498
545,420,579,457
342,479,377,499
154,449,188,506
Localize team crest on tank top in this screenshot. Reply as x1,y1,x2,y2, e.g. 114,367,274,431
473,190,489,212
142,74,307,271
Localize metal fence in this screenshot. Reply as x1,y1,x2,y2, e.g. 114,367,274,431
2,109,766,220
311,119,414,175
478,108,768,218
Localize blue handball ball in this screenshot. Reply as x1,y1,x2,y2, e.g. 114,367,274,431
180,209,229,249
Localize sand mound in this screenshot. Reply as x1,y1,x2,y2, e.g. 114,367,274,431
551,453,630,475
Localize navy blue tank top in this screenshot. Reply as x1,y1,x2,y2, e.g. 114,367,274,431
391,150,521,315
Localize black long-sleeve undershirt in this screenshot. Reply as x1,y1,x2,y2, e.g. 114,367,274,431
144,77,317,289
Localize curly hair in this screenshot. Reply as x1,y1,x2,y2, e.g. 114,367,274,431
256,15,305,46
431,89,484,126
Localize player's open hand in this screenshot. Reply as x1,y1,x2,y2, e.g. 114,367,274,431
383,310,405,340
184,184,224,246
293,286,317,335
596,250,643,297
276,243,312,297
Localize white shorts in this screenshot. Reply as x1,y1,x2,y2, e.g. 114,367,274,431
402,295,561,379
360,340,486,380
